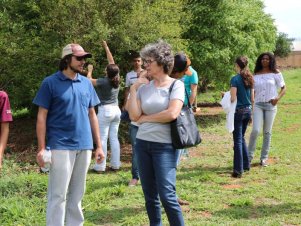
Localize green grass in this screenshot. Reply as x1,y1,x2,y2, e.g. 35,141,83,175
1,69,301,225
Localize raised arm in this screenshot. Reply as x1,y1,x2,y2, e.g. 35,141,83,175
86,64,97,86
102,41,115,64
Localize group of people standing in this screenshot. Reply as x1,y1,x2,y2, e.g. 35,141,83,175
32,40,194,226
229,53,286,178
0,39,286,226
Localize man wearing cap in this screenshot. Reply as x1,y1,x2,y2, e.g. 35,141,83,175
33,43,105,226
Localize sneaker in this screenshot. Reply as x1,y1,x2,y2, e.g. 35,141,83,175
128,178,139,187
177,198,190,206
93,163,105,173
108,167,120,172
92,168,105,174
260,160,268,167
231,172,242,178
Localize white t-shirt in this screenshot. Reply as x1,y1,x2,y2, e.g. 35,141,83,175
136,80,185,143
125,71,139,88
254,72,285,103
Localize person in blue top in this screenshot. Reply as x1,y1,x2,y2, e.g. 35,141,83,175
33,43,105,226
172,53,198,107
171,53,199,161
230,56,254,178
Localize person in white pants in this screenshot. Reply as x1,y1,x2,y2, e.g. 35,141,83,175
87,41,121,172
33,43,104,226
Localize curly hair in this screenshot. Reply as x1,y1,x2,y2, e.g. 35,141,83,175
254,52,278,74
140,40,174,74
236,56,254,88
106,64,120,88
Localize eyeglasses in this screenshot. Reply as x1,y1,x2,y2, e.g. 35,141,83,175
143,59,155,65
74,56,86,61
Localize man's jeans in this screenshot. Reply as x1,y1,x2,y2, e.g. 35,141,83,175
175,149,189,166
129,124,139,179
233,107,251,174
94,105,121,171
248,102,277,161
135,139,184,226
46,150,92,226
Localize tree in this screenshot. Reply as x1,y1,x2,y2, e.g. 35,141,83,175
0,0,186,111
274,32,293,58
183,0,277,91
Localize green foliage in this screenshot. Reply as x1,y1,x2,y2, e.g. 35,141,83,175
184,0,277,91
274,32,294,57
0,0,281,112
0,0,185,112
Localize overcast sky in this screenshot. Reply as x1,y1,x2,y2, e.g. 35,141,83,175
263,0,301,39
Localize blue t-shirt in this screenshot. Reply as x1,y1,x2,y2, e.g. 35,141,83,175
230,74,252,109
33,71,100,150
180,66,198,105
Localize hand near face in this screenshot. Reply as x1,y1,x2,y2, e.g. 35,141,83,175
88,64,93,72
132,77,150,90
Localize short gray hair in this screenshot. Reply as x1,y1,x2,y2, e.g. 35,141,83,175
140,40,174,74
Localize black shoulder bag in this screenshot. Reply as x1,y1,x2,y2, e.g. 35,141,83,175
169,80,202,149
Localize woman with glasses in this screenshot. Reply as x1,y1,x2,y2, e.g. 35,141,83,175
87,41,121,173
248,52,286,167
128,40,185,225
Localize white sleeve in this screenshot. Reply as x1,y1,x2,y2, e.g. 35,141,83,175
125,72,131,87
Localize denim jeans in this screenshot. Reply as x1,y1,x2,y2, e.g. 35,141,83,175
248,102,277,161
175,149,188,166
135,139,184,226
94,105,121,171
47,150,92,226
129,124,139,179
232,107,251,174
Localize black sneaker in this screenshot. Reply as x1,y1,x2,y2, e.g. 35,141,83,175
231,172,242,178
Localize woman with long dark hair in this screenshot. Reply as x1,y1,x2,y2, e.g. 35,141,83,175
230,56,254,178
87,41,121,173
248,52,286,167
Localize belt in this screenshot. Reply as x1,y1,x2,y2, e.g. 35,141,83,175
236,106,251,113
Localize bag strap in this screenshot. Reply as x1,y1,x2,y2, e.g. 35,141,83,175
169,79,192,108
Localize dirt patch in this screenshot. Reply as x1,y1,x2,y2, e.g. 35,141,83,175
6,106,223,164
250,157,278,167
199,211,212,218
195,106,224,116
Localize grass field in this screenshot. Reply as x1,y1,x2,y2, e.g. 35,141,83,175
1,69,301,225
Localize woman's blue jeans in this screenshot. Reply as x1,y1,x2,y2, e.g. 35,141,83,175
233,107,251,174
129,124,139,179
248,102,277,161
135,139,184,226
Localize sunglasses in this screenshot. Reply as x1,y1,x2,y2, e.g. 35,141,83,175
74,56,86,61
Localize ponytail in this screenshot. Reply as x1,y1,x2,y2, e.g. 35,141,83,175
106,64,120,88
235,56,254,88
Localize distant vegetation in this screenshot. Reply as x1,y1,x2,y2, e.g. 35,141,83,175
0,0,281,112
